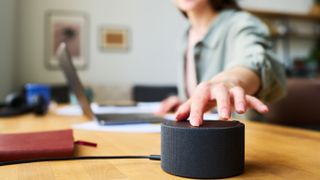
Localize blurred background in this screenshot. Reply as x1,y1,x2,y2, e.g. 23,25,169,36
0,0,319,128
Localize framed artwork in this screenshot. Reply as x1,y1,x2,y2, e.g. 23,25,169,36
45,11,89,69
100,26,130,52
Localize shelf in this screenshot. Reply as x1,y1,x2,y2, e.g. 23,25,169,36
271,33,320,39
244,9,320,39
245,8,320,21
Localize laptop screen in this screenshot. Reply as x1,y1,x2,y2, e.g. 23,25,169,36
56,42,95,120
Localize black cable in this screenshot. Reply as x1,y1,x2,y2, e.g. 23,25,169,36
0,155,161,166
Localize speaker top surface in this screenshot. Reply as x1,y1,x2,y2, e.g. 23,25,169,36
162,120,242,129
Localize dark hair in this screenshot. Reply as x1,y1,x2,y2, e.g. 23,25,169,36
181,0,240,17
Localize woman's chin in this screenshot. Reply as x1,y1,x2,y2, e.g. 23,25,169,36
175,1,207,14
178,6,197,13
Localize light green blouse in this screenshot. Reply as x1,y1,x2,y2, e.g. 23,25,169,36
177,9,287,120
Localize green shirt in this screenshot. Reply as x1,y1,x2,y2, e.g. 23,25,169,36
177,9,287,119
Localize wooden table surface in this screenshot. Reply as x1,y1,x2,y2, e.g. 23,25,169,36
0,111,320,180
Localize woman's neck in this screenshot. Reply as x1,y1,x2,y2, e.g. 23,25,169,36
187,7,217,37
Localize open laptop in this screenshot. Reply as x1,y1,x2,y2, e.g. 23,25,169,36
56,42,165,125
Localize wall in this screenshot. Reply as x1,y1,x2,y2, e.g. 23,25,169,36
0,0,16,99
16,0,316,101
16,0,186,90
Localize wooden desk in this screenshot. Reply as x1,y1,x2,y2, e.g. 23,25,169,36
0,112,320,179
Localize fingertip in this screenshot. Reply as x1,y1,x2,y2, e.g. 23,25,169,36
256,104,269,114
190,119,200,127
236,102,246,114
246,95,269,114
175,111,183,121
174,111,179,118
219,108,230,120
219,116,229,121
176,110,190,121
189,116,204,127
261,106,269,113
219,113,230,120
236,109,245,114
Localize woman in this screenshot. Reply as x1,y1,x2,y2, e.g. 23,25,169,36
157,0,286,126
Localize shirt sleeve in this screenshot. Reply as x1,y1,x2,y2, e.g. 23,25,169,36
225,12,287,102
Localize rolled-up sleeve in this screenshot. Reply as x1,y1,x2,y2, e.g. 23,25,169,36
225,13,287,102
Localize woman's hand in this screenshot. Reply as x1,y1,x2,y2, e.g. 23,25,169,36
175,81,269,126
156,96,181,115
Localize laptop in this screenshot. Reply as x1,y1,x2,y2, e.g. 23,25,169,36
56,42,165,125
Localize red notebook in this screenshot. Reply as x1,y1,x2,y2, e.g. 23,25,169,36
0,129,74,162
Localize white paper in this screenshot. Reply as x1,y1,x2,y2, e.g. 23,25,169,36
73,121,161,133
55,105,83,116
73,114,219,133
55,102,162,116
57,103,219,133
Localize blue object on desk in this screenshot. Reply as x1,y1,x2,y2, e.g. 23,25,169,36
25,84,51,106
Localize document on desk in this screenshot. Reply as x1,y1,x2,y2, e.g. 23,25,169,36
56,102,219,133
55,102,162,116
73,121,162,133
72,114,220,133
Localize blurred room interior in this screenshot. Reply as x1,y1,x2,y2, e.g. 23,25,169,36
0,0,320,130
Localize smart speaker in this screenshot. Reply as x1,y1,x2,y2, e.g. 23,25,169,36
161,120,245,179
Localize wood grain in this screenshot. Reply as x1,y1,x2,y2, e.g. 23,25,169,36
0,110,320,179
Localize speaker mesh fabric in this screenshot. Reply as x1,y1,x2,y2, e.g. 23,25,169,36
161,120,244,179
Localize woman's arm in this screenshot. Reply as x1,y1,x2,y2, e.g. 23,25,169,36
175,13,287,127
175,66,269,126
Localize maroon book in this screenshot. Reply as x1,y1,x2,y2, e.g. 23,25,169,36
0,129,74,162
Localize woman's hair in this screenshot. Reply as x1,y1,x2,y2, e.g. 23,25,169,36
181,0,240,17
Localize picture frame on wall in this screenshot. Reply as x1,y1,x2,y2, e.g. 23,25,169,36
100,26,130,52
45,11,89,69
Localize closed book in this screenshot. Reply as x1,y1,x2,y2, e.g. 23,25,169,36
0,129,74,162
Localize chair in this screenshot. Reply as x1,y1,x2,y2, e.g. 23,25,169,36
132,85,177,102
265,78,320,127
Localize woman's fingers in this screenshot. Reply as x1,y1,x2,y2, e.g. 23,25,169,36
203,101,217,113
175,100,191,121
174,83,269,127
189,83,211,126
245,95,269,113
212,83,231,120
230,87,246,114
156,96,180,115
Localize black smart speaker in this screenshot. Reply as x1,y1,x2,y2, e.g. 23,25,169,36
161,120,245,179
